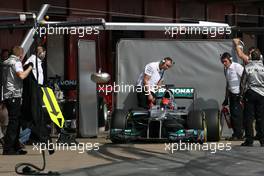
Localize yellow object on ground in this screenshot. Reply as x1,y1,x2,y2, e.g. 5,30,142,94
41,87,64,128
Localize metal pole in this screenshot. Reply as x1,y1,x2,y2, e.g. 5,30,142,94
103,21,230,31
20,4,50,56
41,20,230,31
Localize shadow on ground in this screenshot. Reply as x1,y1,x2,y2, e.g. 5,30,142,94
61,143,264,176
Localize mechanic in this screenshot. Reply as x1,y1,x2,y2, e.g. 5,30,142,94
1,49,9,61
136,57,174,109
2,46,33,155
233,38,263,65
0,103,8,146
221,52,244,141
0,49,9,145
24,46,46,85
233,38,263,140
240,49,264,147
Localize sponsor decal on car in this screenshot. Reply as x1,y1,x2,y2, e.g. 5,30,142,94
156,87,194,98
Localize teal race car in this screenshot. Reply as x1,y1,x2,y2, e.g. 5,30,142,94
110,86,221,143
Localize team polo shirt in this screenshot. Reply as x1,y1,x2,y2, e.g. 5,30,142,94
3,55,24,99
244,60,264,96
137,61,164,91
225,62,244,94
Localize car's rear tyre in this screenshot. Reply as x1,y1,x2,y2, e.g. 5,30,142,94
187,110,207,142
110,109,127,143
204,109,221,142
187,110,205,129
98,96,108,128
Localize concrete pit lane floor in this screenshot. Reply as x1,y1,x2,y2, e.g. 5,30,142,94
1,134,264,176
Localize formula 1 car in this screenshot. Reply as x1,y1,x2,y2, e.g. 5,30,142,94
110,86,221,143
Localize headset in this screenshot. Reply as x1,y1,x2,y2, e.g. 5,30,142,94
160,57,175,65
220,52,232,63
158,57,174,82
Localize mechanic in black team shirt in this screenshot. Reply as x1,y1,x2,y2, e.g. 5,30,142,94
136,57,174,109
233,38,263,140
221,52,244,141
240,49,264,147
2,46,33,155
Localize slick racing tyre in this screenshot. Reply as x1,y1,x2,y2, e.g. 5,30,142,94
187,110,207,142
98,96,108,128
110,109,127,143
187,110,205,130
204,109,221,142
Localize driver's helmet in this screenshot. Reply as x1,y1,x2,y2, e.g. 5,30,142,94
161,90,176,109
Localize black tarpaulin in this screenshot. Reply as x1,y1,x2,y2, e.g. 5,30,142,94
21,71,51,143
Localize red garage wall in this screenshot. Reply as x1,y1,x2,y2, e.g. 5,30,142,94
0,0,25,50
0,0,263,83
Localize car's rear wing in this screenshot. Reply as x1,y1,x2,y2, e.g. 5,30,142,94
155,87,195,99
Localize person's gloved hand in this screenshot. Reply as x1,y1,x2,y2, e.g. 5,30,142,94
222,97,228,106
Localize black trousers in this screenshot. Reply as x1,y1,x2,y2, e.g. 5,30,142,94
229,93,243,138
137,91,149,109
136,86,156,109
243,89,264,143
3,97,22,152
